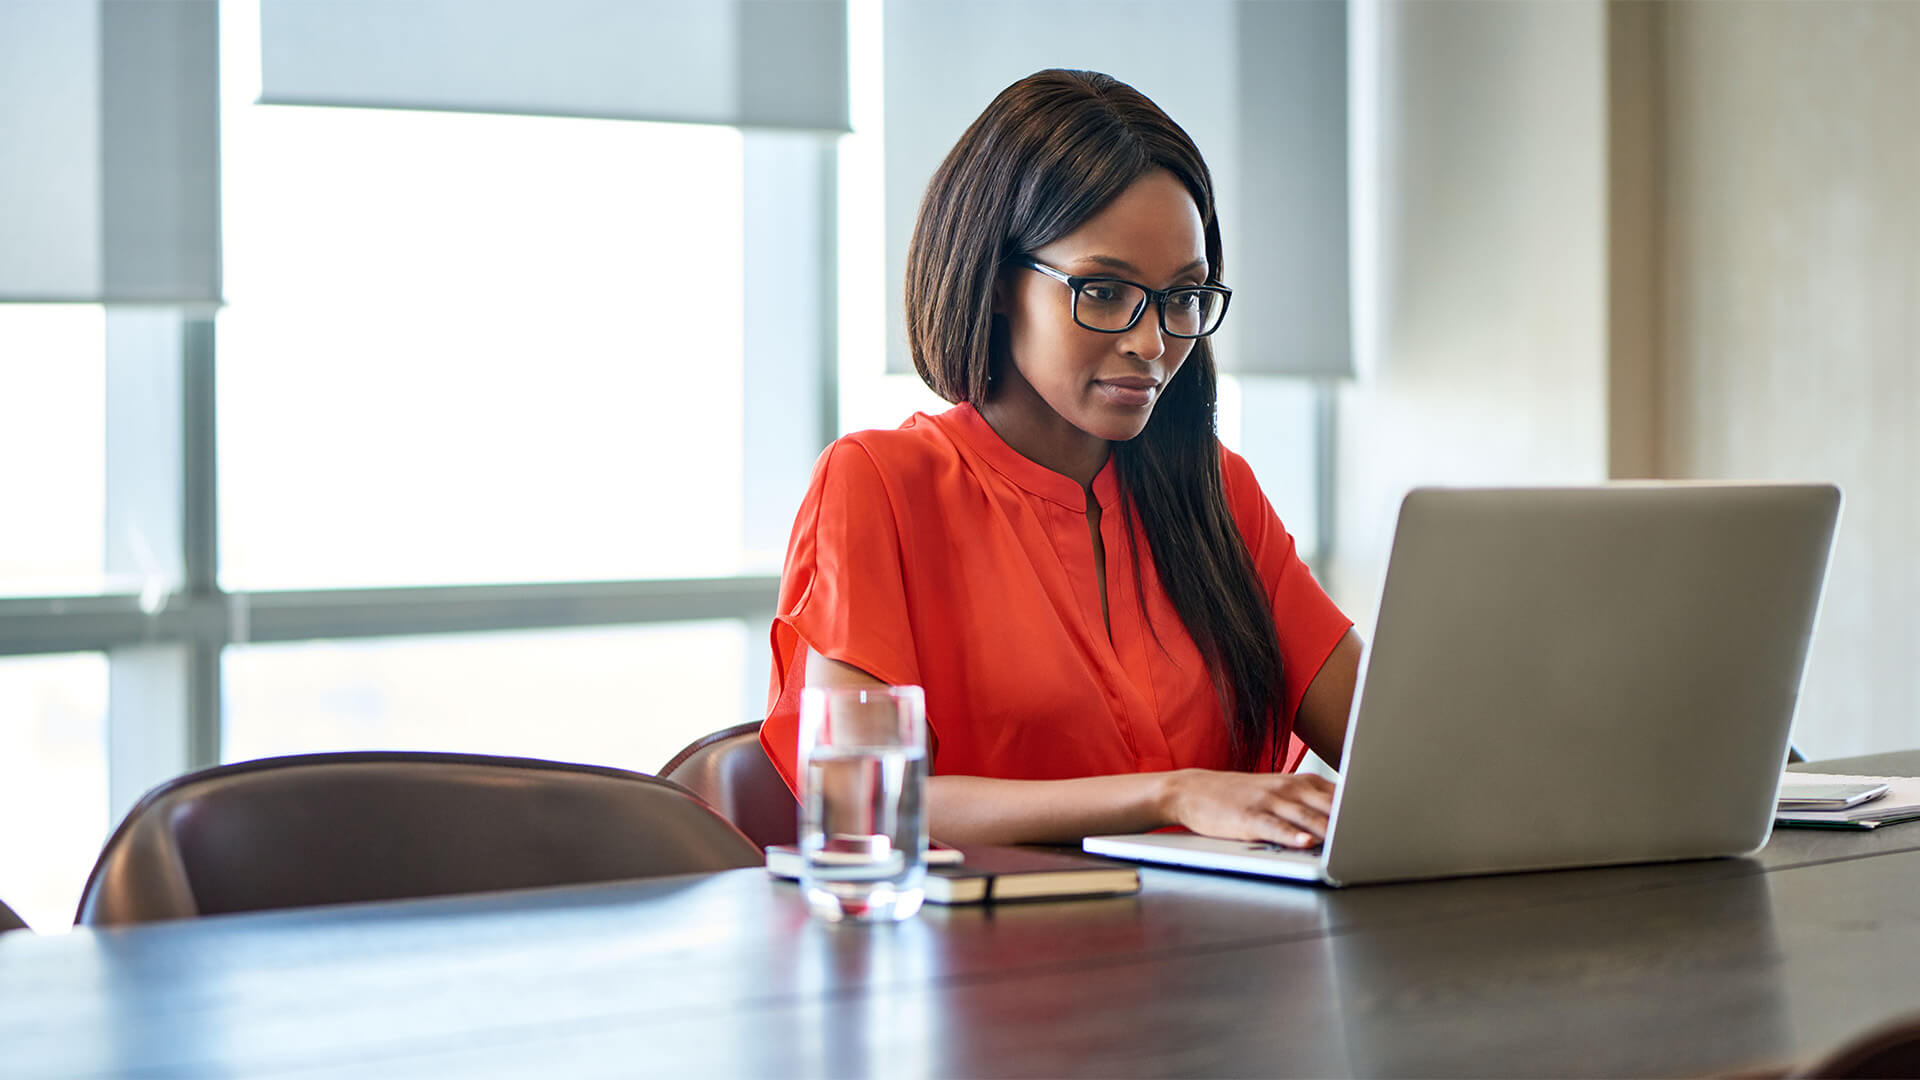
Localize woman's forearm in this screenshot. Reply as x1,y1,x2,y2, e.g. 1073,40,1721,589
804,648,1331,848
927,771,1184,846
808,649,1181,844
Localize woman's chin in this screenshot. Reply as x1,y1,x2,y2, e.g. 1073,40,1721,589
1078,407,1155,443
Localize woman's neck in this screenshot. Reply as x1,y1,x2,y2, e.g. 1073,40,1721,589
976,381,1110,490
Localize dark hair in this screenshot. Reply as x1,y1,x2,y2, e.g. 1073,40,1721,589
904,69,1286,770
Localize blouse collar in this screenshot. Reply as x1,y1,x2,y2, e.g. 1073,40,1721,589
941,402,1122,512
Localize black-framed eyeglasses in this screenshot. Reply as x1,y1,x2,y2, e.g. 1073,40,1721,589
1016,256,1232,338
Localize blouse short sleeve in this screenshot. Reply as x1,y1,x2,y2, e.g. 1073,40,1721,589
759,439,922,793
1219,445,1354,769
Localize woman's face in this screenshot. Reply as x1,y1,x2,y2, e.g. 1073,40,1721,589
994,168,1208,446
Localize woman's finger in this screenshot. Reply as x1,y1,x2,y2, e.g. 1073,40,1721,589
1283,778,1336,815
1263,820,1321,848
1263,797,1330,840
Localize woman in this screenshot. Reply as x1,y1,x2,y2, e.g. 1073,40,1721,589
760,69,1362,849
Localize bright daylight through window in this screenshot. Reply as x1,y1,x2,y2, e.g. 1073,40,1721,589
0,654,107,933
218,104,747,591
212,1,755,768
0,306,104,597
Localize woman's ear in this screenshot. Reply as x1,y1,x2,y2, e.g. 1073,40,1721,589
990,272,1009,316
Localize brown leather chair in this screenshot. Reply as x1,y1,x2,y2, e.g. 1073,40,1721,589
76,751,762,928
659,721,797,849
1789,1014,1920,1078
0,897,26,934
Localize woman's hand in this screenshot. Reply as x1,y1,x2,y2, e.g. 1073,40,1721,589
1162,769,1336,848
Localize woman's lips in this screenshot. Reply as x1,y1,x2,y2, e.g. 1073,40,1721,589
1095,377,1160,408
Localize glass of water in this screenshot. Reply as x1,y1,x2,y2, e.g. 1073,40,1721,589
797,684,928,922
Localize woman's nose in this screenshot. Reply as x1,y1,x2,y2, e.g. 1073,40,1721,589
1119,309,1166,362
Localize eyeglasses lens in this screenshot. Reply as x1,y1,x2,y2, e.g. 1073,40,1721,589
1072,282,1148,331
1164,290,1223,336
1071,281,1224,337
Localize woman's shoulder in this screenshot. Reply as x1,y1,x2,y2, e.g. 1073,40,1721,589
819,409,965,478
806,409,967,502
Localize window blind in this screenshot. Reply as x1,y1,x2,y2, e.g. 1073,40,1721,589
257,0,850,133
0,1,220,305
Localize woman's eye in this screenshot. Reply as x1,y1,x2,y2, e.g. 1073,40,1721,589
1170,291,1203,311
1081,284,1122,304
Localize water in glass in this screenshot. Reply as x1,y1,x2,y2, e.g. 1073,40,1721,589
801,743,928,921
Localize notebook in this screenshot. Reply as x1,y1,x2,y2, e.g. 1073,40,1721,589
1775,774,1920,829
919,846,1140,903
1775,779,1887,811
767,844,1140,904
1086,484,1842,887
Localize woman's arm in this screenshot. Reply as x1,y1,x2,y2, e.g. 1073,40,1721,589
1291,629,1363,770
927,771,1333,847
803,649,1347,848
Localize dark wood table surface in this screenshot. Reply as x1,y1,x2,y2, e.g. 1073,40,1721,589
4,750,1919,1079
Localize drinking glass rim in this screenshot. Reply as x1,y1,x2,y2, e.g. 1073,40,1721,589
797,684,928,751
799,684,926,705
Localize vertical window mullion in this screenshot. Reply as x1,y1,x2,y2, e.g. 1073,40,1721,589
183,314,222,767
102,308,223,823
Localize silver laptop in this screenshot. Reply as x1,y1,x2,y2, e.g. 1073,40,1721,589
1085,483,1842,887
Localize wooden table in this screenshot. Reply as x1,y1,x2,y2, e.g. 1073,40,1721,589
4,750,1920,1078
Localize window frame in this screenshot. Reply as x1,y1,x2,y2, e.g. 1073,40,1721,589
0,212,804,819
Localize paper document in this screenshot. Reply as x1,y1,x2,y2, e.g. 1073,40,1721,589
1776,773,1920,829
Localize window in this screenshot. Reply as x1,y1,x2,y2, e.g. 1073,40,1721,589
0,306,104,596
0,653,109,932
223,622,748,775
1225,375,1323,565
1,3,1337,912
218,102,746,590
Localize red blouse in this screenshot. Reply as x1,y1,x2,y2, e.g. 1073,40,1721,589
760,402,1351,792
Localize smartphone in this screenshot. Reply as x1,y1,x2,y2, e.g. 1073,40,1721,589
1776,781,1890,810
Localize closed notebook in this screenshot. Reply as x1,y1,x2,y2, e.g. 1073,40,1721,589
921,846,1141,904
1775,773,1920,829
766,844,1140,904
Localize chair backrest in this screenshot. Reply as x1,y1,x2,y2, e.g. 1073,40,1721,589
76,751,763,928
0,897,26,934
1791,1013,1920,1078
659,721,796,849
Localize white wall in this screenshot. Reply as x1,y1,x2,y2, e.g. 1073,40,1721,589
1658,1,1920,757
1337,0,1919,759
